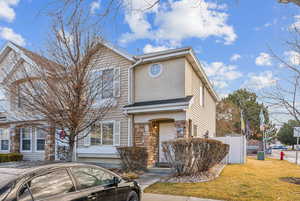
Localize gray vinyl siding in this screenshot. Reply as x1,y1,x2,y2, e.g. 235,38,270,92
185,60,217,137
78,45,132,148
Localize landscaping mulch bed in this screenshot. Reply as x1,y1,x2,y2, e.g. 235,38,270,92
159,164,225,183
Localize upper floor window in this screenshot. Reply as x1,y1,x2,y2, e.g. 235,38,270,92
17,86,25,109
102,69,114,99
0,128,9,151
200,85,205,107
149,63,163,78
91,68,120,104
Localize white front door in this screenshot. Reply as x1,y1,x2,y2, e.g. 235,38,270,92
159,122,176,162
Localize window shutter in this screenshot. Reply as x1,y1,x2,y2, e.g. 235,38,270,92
113,120,120,146
10,88,16,111
200,86,204,107
83,131,91,147
113,67,121,97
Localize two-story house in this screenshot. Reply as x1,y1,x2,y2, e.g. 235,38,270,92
0,41,219,167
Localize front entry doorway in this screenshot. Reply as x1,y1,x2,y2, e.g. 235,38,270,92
159,122,176,163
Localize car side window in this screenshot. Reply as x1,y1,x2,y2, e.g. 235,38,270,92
18,184,33,201
71,167,114,190
27,170,74,201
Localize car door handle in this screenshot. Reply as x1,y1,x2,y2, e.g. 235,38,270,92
87,194,97,200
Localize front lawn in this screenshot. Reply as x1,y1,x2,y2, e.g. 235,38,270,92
144,157,300,201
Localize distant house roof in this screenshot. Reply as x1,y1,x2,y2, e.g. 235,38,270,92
10,42,62,70
124,96,193,108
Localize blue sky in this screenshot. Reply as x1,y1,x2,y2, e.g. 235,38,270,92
0,0,299,122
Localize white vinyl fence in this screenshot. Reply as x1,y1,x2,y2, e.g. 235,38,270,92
212,135,247,164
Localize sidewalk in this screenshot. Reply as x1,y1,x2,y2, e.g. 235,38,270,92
143,193,223,201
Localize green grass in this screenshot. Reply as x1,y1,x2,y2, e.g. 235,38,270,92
144,157,300,201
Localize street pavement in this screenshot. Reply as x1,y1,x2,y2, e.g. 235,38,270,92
271,149,300,165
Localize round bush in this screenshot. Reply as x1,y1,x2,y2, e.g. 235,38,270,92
162,138,229,176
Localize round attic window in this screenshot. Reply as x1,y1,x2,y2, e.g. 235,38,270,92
149,63,162,78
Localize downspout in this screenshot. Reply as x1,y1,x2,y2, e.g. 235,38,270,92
126,58,143,147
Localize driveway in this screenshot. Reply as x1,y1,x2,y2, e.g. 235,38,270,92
271,149,300,164
143,193,222,201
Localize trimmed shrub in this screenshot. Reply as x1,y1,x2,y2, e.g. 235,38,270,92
117,146,148,171
0,153,23,163
162,138,229,176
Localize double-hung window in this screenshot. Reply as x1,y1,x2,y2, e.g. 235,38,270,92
36,128,46,151
0,128,9,151
102,69,114,99
91,122,114,146
21,128,31,151
91,67,120,105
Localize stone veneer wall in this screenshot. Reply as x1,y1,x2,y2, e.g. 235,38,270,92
10,126,20,153
134,122,159,167
134,120,189,167
45,126,55,161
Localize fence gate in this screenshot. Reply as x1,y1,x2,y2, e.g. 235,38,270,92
212,135,246,164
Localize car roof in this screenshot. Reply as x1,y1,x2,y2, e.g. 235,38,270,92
0,161,106,189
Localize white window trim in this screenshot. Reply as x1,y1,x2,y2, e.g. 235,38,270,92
148,63,163,78
91,68,118,107
90,120,115,147
20,127,32,152
0,128,10,152
35,128,46,153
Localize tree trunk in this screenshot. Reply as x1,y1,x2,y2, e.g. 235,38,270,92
66,138,75,162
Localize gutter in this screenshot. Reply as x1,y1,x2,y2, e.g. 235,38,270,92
128,58,143,105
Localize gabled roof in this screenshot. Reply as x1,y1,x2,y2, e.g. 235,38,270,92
11,42,61,70
101,40,135,62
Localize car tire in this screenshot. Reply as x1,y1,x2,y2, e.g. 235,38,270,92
127,191,139,201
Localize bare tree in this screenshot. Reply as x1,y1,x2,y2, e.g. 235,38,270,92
262,28,300,125
278,0,300,6
1,1,119,161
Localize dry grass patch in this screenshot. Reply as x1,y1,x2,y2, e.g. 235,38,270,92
144,157,300,201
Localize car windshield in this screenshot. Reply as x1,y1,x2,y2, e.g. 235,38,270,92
0,182,13,201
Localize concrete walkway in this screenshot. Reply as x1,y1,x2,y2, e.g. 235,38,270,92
143,193,223,201
137,169,222,201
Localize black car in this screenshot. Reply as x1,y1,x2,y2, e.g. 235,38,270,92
0,163,141,201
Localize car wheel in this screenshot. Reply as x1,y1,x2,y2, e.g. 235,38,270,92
127,191,139,201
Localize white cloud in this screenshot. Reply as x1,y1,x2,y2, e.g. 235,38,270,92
230,54,241,62
290,15,300,30
121,0,236,46
255,52,273,66
284,50,300,66
90,0,100,15
0,27,25,46
143,44,170,53
0,0,19,22
243,71,277,90
203,61,242,90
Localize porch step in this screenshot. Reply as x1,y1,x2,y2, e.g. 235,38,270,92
147,167,172,174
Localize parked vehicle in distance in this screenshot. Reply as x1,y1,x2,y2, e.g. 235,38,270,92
271,145,288,150
0,163,141,201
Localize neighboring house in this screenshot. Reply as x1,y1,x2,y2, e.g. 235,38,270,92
0,41,219,167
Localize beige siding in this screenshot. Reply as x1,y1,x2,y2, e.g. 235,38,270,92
78,46,132,148
185,60,216,137
134,58,185,102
